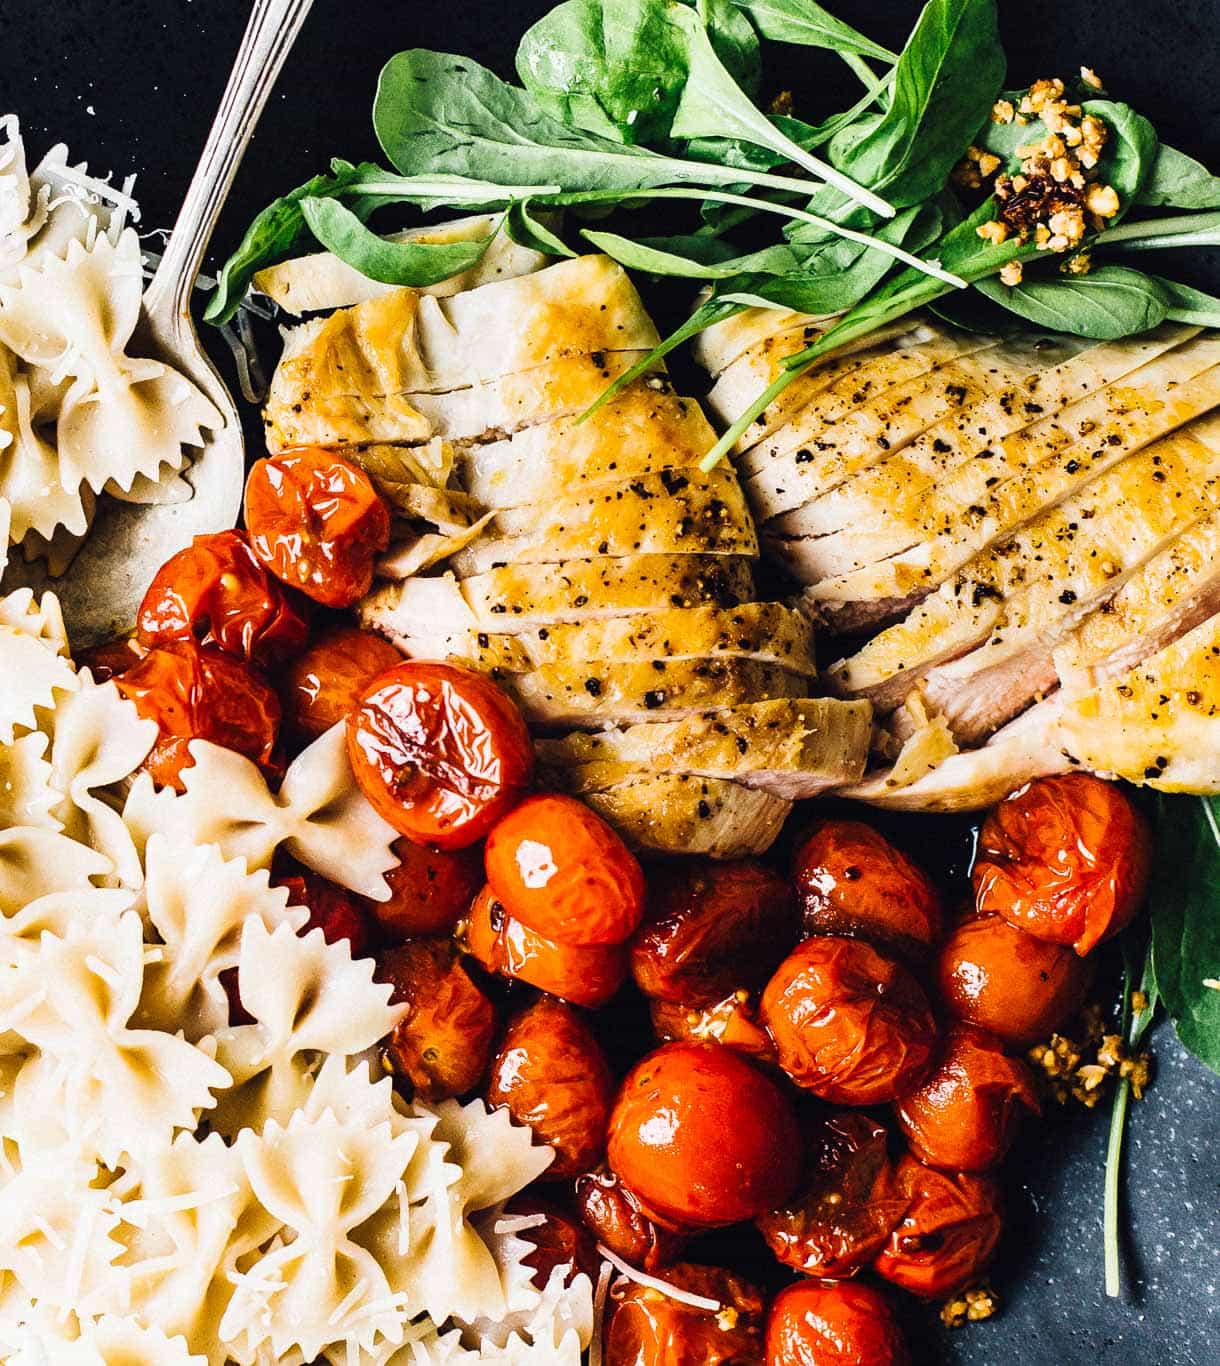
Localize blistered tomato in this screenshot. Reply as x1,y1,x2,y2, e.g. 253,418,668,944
76,635,147,683
937,914,1091,1047
367,837,483,941
273,863,371,955
631,859,797,1005
895,1023,1041,1172
765,1280,910,1366
756,1110,908,1278
605,1264,766,1366
136,529,309,663
279,625,402,745
650,992,778,1068
116,639,281,791
376,938,497,1101
499,1195,598,1289
760,937,938,1105
574,1168,688,1273
607,1041,800,1230
484,793,644,946
793,820,943,961
245,447,390,607
347,662,533,849
465,885,626,1008
973,773,1152,956
873,1155,1002,1298
486,997,615,1178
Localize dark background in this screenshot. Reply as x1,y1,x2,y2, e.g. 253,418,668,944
2,1,1218,1362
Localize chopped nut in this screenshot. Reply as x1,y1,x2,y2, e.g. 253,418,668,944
1048,206,1086,245
1131,989,1150,1013
1022,77,1066,115
1080,65,1104,89
1097,1033,1125,1069
977,150,1002,177
992,98,1016,124
1079,114,1109,167
716,1307,740,1332
769,89,795,117
999,259,1024,287
976,219,1010,245
1085,182,1121,218
941,1285,1001,1329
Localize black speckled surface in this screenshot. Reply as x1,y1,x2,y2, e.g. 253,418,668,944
2,2,1218,1361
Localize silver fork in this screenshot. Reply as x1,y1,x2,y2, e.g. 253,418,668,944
14,0,315,645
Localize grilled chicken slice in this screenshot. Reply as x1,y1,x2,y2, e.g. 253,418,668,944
583,773,792,858
360,555,757,636
692,306,831,377
537,697,872,800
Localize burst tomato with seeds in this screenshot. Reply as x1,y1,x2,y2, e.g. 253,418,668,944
605,1263,766,1366
484,793,644,946
765,1280,911,1366
347,661,533,849
273,863,371,955
650,992,778,1067
574,1167,688,1272
367,837,483,941
245,447,390,607
279,625,402,745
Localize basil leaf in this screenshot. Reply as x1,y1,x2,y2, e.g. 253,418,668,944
975,264,1169,338
581,230,796,277
829,0,1006,206
732,0,896,63
505,201,577,257
1150,796,1220,1075
1146,274,1220,327
1138,142,1220,210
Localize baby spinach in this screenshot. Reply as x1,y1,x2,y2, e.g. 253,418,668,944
974,264,1170,339
1147,275,1220,327
732,0,896,63
1085,100,1159,218
1137,142,1220,210
579,232,795,277
504,200,577,257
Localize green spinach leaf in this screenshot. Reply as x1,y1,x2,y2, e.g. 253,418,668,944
1137,142,1220,210
580,230,795,276
732,0,896,62
974,264,1169,338
1085,99,1158,218
505,201,577,256
1146,275,1220,327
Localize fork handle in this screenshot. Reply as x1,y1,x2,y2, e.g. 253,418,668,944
145,0,315,326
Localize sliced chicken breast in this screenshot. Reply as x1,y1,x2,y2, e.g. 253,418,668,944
692,306,832,377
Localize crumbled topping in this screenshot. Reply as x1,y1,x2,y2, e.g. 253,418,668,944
991,98,1016,125
999,259,1024,286
1080,66,1104,90
1028,1007,1153,1108
940,1284,1001,1328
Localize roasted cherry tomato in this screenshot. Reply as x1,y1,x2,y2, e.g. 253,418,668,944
972,773,1152,957
376,938,497,1101
605,1263,766,1366
574,1168,688,1273
756,1110,908,1278
607,1041,800,1230
116,639,281,791
367,837,482,941
76,635,147,683
348,662,533,849
937,914,1091,1047
895,1023,1041,1172
486,997,615,1178
273,863,371,956
873,1155,1002,1298
760,937,938,1105
279,625,402,745
136,529,309,664
650,992,777,1068
244,447,390,608
765,1280,911,1366
485,793,644,947
500,1195,599,1289
631,859,797,1005
793,820,943,962
465,885,627,1008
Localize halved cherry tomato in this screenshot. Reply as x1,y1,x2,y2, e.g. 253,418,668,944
486,997,615,1178
605,1263,766,1366
607,1041,800,1230
895,1023,1041,1172
465,885,626,1008
766,1280,910,1366
973,773,1152,956
937,914,1091,1047
631,859,797,1004
376,937,497,1101
650,992,777,1068
76,635,147,683
760,937,938,1105
273,863,371,956
756,1110,908,1278
873,1155,1002,1298
116,639,281,791
574,1167,688,1272
484,793,644,947
500,1195,599,1289
136,529,309,664
367,837,482,941
793,820,943,962
280,625,402,745
347,662,533,849
245,447,390,607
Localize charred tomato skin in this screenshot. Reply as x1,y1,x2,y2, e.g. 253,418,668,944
650,992,778,1068
244,447,391,608
873,1155,1003,1299
605,1263,766,1366
279,625,402,746
376,938,497,1102
485,997,616,1178
484,793,645,947
367,836,483,941
631,859,798,1005
347,661,533,850
793,819,944,962
606,1040,801,1231
895,1023,1041,1172
760,936,938,1105
973,773,1152,956
465,885,627,1008
574,1167,688,1273
756,1110,907,1278
765,1279,911,1366
937,914,1091,1048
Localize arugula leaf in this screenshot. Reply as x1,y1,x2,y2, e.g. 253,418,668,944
1137,142,1220,210
828,0,1005,207
505,201,577,257
732,0,896,63
974,264,1170,339
580,231,795,277
1149,795,1220,1075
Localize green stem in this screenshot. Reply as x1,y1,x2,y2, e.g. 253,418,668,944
840,50,881,88
1097,210,1220,246
1111,229,1220,251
